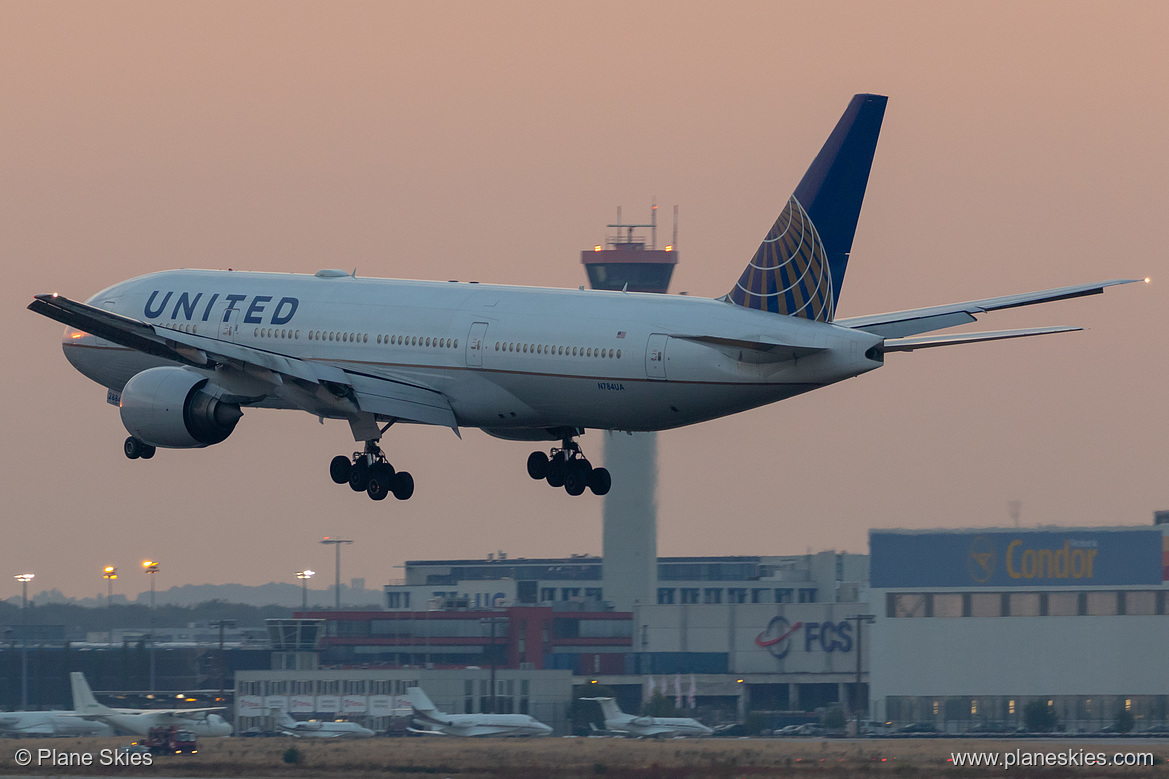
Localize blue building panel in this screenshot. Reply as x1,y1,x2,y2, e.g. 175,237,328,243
870,529,1164,588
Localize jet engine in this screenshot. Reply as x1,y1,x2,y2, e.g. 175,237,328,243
119,367,242,448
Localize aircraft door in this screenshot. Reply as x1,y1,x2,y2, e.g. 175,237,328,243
466,322,489,368
219,305,240,342
645,333,668,379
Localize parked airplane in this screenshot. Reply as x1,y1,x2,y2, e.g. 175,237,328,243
69,672,232,737
273,710,374,738
580,696,712,738
0,710,113,737
28,94,1139,502
406,686,552,737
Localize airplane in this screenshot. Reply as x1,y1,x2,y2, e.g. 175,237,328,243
0,710,113,737
273,710,375,738
28,94,1140,502
406,686,552,737
580,696,712,738
69,671,233,737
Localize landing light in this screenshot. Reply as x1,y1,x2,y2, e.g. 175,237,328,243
594,246,602,252
1145,277,1152,283
665,245,673,251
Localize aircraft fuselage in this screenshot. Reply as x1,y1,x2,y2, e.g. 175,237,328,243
62,269,884,438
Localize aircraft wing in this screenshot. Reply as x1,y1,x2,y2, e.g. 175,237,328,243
28,294,457,431
835,280,1138,338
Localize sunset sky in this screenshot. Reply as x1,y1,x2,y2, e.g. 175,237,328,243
2,2,1166,601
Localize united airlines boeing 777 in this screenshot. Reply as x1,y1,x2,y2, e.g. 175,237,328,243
29,95,1137,502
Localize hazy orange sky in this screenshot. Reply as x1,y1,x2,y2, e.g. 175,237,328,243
2,2,1166,601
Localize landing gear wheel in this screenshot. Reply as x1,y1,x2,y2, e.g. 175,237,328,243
391,471,414,501
124,437,143,460
329,455,352,484
348,459,371,492
526,451,549,480
545,452,568,488
588,467,611,496
367,463,395,501
139,444,156,460
564,466,588,496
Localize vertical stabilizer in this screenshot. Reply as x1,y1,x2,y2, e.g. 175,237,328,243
728,94,886,320
406,686,440,715
595,697,624,722
69,672,112,715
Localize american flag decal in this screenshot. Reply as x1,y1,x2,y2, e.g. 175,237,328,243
616,331,626,339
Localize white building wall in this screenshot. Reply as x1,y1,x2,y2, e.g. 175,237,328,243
872,611,1169,700
641,603,869,676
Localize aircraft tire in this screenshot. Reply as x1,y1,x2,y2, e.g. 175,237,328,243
564,467,588,496
546,453,568,488
526,451,549,480
588,467,611,496
139,443,156,459
123,436,143,460
348,459,371,492
329,455,352,484
391,471,414,501
367,463,394,501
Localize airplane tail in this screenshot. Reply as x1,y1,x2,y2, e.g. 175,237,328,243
69,672,113,715
272,710,296,729
406,686,441,716
581,696,623,722
727,93,887,322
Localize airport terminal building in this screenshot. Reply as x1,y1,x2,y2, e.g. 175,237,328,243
869,524,1169,732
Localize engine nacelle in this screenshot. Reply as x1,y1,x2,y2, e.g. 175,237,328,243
119,367,242,448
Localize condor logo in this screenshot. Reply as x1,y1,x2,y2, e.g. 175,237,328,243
144,291,299,325
1007,539,1098,580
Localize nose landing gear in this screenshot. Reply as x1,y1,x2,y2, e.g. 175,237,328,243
124,437,156,460
329,440,414,501
526,436,610,497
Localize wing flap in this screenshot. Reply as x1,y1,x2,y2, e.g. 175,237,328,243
346,372,458,430
837,279,1138,337
882,326,1081,352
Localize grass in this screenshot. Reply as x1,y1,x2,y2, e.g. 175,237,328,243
0,736,1163,777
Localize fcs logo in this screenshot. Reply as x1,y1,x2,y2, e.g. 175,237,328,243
755,616,802,660
968,535,996,583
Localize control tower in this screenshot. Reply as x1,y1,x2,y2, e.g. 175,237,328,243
581,206,677,612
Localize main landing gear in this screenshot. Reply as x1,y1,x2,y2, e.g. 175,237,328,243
329,441,414,502
123,436,156,460
526,438,611,497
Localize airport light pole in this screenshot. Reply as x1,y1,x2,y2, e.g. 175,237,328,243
143,560,159,692
319,538,352,610
103,566,117,645
481,614,507,713
296,570,315,612
210,619,236,698
15,574,34,710
848,614,875,735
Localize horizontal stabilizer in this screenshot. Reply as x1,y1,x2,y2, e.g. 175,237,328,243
838,280,1138,338
883,326,1081,352
671,334,825,363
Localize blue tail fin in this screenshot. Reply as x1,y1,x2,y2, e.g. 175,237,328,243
728,94,886,321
